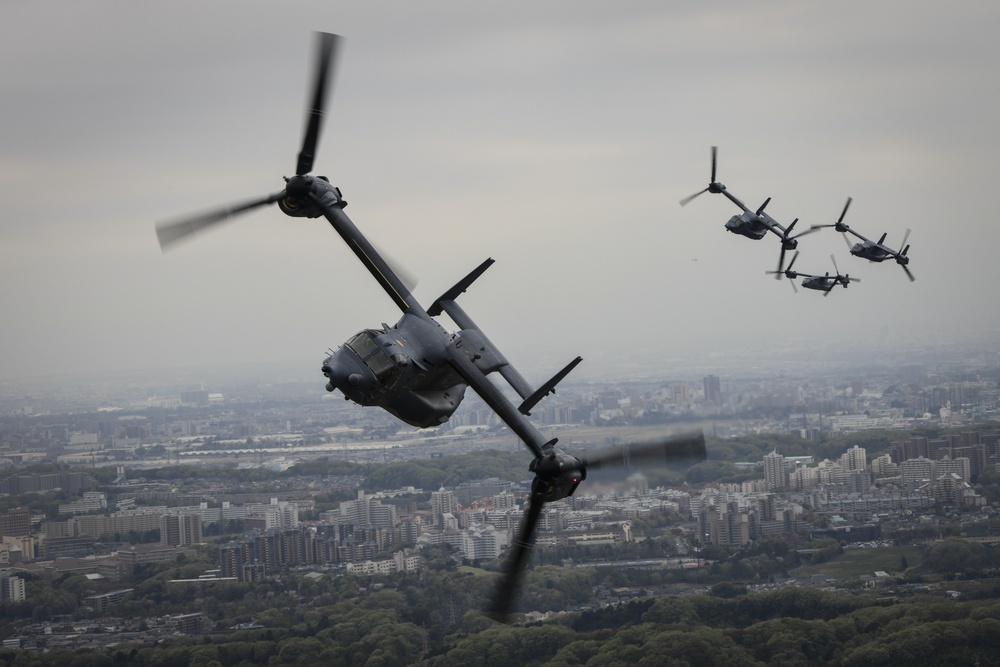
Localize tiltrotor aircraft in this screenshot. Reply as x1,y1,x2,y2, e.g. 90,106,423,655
680,146,816,273
767,251,860,296
154,32,706,621
810,197,915,281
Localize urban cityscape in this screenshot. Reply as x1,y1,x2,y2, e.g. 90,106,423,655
4,1,999,663
0,334,998,662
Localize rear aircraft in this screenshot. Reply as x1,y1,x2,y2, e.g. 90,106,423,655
767,251,860,296
810,197,915,281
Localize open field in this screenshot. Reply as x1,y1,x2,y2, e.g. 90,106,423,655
795,545,928,580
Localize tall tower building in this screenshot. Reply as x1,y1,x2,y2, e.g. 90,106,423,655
219,541,246,580
763,450,787,491
703,375,722,405
431,488,456,524
0,508,31,539
901,457,934,489
160,514,203,547
840,445,867,471
1,577,25,602
339,493,394,529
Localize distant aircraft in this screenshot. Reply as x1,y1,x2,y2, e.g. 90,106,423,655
810,197,915,281
680,146,817,273
768,252,860,296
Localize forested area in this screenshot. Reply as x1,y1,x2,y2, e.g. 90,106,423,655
3,569,1000,667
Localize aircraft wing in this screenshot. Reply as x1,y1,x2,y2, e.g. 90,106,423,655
310,193,427,316
444,342,550,459
718,189,752,214
842,225,874,244
759,211,790,239
875,228,910,258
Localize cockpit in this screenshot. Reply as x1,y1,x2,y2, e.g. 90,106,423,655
345,329,405,389
322,320,467,428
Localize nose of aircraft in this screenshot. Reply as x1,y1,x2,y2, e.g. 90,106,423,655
322,350,368,394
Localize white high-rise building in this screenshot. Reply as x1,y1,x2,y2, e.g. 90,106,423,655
431,488,456,516
764,450,787,491
461,525,509,560
431,488,456,528
901,457,935,488
2,576,25,602
840,445,868,471
338,493,394,529
936,455,971,482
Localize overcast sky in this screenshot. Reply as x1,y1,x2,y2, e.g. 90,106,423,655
2,1,998,387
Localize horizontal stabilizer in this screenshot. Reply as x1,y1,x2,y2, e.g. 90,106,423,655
428,258,494,317
519,357,583,415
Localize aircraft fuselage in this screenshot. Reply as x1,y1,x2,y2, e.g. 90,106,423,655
850,242,892,262
725,214,769,240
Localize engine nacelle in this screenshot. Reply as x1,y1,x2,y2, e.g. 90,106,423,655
278,175,345,218
529,448,586,502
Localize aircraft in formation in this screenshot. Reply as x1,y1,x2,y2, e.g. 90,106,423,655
154,32,706,621
810,197,915,282
767,251,860,296
679,146,817,275
680,146,916,288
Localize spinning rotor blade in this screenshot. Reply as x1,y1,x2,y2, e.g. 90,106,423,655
786,250,799,273
679,146,719,206
157,33,343,252
774,246,787,279
837,197,852,225
809,198,853,234
372,241,419,292
787,221,818,242
898,228,911,252
296,32,341,176
766,268,800,292
894,230,914,281
679,187,710,207
488,432,705,621
155,191,285,250
487,492,544,620
577,432,706,471
775,218,810,279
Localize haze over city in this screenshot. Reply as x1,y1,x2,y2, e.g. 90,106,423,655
2,1,998,387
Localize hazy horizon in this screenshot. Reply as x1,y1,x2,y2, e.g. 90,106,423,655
3,2,998,384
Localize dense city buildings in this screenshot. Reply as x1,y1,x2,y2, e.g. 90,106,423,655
0,343,996,642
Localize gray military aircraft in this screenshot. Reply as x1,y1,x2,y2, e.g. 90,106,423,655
767,251,860,296
680,146,816,273
154,32,706,621
810,197,915,281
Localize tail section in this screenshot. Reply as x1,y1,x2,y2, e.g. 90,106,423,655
431,258,582,414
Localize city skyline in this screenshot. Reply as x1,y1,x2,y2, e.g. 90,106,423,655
2,2,999,384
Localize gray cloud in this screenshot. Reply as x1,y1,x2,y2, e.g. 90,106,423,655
1,1,997,383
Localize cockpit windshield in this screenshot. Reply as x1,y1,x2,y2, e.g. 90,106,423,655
347,331,380,358
346,330,401,388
